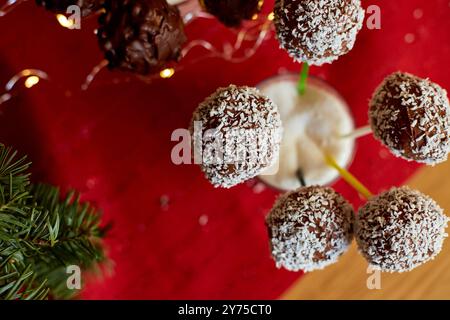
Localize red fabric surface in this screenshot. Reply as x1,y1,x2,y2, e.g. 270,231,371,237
0,0,449,299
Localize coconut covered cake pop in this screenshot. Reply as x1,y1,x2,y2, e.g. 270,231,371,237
266,186,354,272
97,0,187,75
191,85,282,188
356,186,449,273
274,0,365,65
36,0,103,17
369,72,450,165
200,0,264,27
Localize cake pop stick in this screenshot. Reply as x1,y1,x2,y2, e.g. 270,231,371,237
168,0,190,5
340,125,372,140
295,168,306,187
324,153,373,199
296,135,371,198
297,63,309,96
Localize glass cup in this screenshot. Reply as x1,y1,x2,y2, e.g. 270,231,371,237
256,73,356,192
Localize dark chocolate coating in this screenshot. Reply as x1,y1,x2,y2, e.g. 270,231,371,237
266,186,354,272
369,72,450,164
36,0,103,17
97,0,187,75
190,85,282,188
201,0,263,27
355,187,448,272
273,0,364,65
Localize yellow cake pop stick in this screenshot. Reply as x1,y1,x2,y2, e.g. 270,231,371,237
323,153,373,199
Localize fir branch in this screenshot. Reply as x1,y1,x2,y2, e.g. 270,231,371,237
27,184,107,299
0,144,31,203
0,144,108,300
0,263,49,300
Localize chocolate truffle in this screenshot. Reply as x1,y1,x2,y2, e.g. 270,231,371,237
274,0,365,66
97,0,187,75
369,72,450,165
266,186,354,272
200,0,263,27
356,187,449,273
190,85,282,188
36,0,103,17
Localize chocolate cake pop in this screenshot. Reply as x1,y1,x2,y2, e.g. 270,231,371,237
266,186,354,272
190,85,282,188
274,0,365,66
356,186,449,273
97,0,187,75
36,0,103,17
200,0,263,27
369,72,450,165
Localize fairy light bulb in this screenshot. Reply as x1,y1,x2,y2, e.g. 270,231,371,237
24,76,40,88
267,12,274,21
56,14,75,29
159,68,175,79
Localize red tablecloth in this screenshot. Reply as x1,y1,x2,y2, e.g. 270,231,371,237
0,0,449,299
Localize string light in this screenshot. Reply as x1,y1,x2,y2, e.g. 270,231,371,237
1,69,49,106
159,68,175,79
0,0,25,17
5,69,49,91
83,8,274,89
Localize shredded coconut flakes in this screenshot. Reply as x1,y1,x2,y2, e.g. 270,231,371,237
266,186,354,272
274,0,365,66
356,186,449,273
191,85,283,188
369,72,450,165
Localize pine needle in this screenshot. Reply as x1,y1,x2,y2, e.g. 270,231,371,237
0,144,108,300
